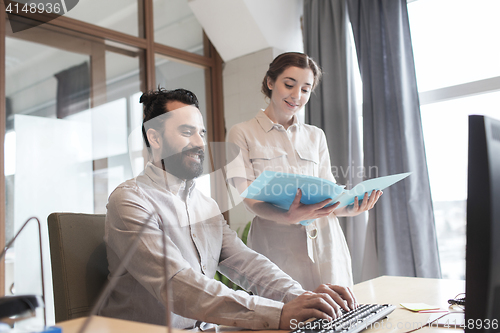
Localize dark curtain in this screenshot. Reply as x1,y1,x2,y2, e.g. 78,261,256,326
303,0,367,283
303,0,441,280
347,0,441,278
54,62,90,119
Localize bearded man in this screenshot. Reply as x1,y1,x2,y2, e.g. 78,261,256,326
99,88,356,330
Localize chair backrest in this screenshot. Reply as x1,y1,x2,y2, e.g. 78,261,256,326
48,213,108,323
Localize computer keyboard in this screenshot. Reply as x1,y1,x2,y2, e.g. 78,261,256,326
290,304,396,333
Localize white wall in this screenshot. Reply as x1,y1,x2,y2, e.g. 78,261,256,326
188,0,304,62
224,48,277,132
223,48,278,232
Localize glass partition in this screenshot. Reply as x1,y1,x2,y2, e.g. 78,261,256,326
4,24,145,326
2,2,224,326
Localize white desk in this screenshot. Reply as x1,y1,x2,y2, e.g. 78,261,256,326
349,275,464,333
56,276,465,333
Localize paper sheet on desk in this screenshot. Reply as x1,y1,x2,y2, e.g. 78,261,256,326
400,303,440,312
242,171,411,226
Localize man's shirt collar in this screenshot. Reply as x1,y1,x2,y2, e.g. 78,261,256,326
144,162,196,196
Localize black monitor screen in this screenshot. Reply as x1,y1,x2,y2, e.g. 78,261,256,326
466,115,500,332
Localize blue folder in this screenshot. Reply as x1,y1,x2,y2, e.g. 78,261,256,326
241,171,411,226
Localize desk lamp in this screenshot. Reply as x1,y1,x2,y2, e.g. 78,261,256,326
0,217,53,331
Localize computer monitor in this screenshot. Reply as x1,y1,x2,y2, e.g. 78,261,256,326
466,115,500,331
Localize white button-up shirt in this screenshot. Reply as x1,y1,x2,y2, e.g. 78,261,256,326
99,162,304,329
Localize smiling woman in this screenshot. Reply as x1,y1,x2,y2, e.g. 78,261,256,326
265,66,315,127
227,52,382,291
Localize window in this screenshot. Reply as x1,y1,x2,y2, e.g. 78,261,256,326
408,0,500,279
153,0,204,54
63,0,140,37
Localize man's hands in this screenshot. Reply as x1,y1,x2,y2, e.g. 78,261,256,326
279,285,358,329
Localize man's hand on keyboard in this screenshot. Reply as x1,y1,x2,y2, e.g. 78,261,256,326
279,285,357,329
313,284,358,312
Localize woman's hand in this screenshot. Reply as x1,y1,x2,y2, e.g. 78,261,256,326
236,177,341,224
283,189,341,224
334,190,383,217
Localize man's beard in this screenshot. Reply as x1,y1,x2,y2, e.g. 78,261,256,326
161,144,204,180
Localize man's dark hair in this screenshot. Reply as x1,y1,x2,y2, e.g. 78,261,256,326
141,87,199,149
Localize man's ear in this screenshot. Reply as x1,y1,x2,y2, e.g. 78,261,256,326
146,128,161,150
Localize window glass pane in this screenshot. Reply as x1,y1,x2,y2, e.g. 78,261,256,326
408,0,500,91
105,45,145,181
64,0,139,37
421,91,500,279
153,0,204,55
5,35,92,328
4,24,144,326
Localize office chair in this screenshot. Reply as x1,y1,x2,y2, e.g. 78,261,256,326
48,213,109,323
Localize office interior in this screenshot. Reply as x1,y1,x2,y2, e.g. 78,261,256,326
1,0,500,328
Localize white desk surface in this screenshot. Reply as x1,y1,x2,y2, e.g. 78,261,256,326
55,276,465,333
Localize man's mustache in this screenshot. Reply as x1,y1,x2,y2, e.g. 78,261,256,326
181,147,205,161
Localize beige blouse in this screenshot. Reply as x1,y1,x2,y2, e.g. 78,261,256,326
227,111,353,290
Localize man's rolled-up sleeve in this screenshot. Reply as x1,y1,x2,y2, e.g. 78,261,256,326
170,268,285,329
